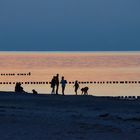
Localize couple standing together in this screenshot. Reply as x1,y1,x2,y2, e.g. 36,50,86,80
51,74,67,95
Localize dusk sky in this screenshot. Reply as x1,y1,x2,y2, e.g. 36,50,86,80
0,0,140,51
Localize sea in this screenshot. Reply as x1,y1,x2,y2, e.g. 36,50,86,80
0,51,140,96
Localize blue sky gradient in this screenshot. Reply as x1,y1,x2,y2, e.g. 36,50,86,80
0,0,140,51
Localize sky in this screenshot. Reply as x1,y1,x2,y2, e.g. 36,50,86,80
0,0,140,51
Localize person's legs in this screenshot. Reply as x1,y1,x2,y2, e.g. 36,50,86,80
62,86,65,95
56,84,59,95
75,88,78,95
52,86,55,94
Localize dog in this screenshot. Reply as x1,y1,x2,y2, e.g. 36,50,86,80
32,89,38,94
81,87,89,95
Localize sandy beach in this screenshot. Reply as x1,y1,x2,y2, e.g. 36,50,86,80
0,92,140,140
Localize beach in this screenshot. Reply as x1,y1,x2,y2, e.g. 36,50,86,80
1,0,140,139
0,92,140,140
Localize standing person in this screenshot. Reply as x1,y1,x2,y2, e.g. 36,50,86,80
60,76,67,95
50,76,56,94
73,80,79,95
55,74,59,95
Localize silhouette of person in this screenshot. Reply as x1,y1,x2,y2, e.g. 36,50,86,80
81,87,89,95
73,80,79,95
60,76,67,95
15,82,25,93
15,82,19,92
51,76,56,94
55,74,59,95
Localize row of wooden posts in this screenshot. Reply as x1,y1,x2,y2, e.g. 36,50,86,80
0,81,140,85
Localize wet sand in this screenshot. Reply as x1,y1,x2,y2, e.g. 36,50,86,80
0,92,140,140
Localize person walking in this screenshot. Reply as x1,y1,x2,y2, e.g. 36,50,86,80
73,80,79,95
60,76,67,95
50,76,56,94
55,74,59,95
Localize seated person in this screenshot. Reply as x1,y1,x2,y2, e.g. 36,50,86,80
15,82,25,93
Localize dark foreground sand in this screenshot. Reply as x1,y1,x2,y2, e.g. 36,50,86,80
0,92,140,140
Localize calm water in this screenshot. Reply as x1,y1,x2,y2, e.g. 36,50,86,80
0,51,140,96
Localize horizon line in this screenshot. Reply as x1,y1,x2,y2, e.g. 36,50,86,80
0,51,140,54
